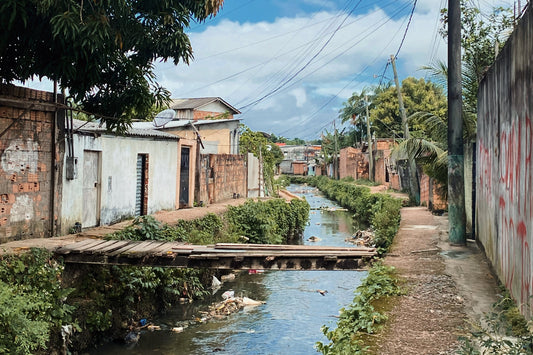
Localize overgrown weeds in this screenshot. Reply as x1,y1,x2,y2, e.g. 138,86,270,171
457,288,533,354
316,263,406,354
0,249,75,354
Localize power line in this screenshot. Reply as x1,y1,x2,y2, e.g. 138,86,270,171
238,0,364,111
393,0,418,60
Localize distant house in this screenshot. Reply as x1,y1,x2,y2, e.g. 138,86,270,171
60,119,180,234
278,145,320,175
133,97,247,207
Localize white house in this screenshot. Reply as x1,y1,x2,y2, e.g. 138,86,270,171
59,119,180,234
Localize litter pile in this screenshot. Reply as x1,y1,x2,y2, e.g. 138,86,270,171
345,229,374,247
205,295,265,320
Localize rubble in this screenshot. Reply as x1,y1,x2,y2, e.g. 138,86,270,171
345,229,375,247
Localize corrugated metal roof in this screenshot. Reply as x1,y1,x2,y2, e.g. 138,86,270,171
72,119,180,140
169,97,241,114
132,118,241,130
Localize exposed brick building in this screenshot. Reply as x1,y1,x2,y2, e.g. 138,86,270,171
0,84,64,242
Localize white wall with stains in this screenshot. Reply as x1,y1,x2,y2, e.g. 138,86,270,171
60,133,178,234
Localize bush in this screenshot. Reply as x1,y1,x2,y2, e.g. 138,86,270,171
225,198,310,244
316,263,405,354
0,249,75,354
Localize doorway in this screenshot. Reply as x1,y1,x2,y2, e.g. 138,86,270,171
135,154,148,216
179,147,190,208
82,151,100,227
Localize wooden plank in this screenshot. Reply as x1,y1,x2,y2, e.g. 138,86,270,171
188,252,374,259
214,243,375,252
72,239,111,253
56,239,105,254
107,242,142,256
148,242,185,255
91,240,131,254
123,241,163,255
190,248,374,256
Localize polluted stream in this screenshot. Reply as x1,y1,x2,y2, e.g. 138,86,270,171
89,185,367,354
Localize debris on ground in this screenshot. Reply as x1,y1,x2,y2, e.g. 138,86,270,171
345,229,374,247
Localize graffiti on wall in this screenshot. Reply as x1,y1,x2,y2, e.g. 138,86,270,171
497,116,532,311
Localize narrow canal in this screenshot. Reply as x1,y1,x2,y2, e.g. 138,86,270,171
91,185,366,354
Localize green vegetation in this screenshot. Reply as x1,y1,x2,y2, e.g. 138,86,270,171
240,126,285,196
0,249,75,354
0,0,224,131
458,287,533,354
226,198,310,244
109,198,310,246
316,263,406,354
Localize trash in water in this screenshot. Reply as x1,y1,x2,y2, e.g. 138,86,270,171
222,290,235,300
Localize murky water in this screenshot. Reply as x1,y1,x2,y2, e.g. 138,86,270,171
89,185,366,354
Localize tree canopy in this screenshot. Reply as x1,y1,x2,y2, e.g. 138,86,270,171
369,77,447,139
0,0,224,131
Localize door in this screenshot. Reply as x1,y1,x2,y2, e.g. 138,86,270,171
135,154,148,216
179,147,190,207
82,151,100,227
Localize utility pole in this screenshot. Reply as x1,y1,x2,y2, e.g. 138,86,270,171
448,0,466,245
333,119,339,179
390,54,420,204
365,95,374,181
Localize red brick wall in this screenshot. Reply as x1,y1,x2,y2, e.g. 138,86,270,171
0,84,64,242
199,154,246,204
419,172,447,211
339,147,368,180
292,162,307,175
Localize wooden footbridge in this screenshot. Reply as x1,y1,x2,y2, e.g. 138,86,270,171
54,240,376,270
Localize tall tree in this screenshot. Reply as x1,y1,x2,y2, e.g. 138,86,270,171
439,1,513,123
0,0,224,131
370,77,447,139
339,84,390,145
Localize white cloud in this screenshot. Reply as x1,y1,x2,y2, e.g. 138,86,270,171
18,0,513,139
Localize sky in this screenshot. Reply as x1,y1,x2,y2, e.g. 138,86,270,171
22,0,517,140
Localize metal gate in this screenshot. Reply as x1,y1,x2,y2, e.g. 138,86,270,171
179,147,190,207
135,154,147,216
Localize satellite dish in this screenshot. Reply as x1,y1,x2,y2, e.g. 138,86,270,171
153,109,177,127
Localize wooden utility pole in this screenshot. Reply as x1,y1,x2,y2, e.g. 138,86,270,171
390,54,420,204
365,95,374,181
333,119,339,179
447,0,466,245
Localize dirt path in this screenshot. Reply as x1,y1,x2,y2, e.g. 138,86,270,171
371,207,500,354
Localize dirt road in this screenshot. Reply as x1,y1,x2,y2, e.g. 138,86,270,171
372,207,500,354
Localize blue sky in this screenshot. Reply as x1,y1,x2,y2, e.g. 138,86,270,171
22,0,516,140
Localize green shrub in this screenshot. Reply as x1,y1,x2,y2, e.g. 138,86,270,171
316,263,405,354
225,198,310,244
0,249,75,354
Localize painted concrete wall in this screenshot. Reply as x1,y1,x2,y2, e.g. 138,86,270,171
0,84,64,242
60,134,178,233
247,153,260,198
476,4,533,318
166,120,240,155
